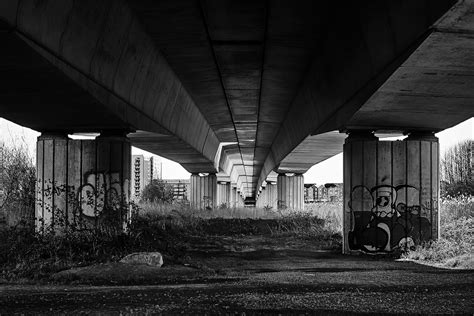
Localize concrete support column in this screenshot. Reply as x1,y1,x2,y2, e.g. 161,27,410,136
230,184,237,208
277,173,304,211
36,132,131,230
256,182,278,210
343,131,439,254
217,181,231,208
190,173,217,209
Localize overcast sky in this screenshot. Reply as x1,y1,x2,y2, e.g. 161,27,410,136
1,117,472,184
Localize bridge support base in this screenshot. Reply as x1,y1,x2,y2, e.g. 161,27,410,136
256,182,277,210
190,173,217,209
217,181,231,208
229,185,245,208
277,174,304,211
35,132,131,231
343,131,439,254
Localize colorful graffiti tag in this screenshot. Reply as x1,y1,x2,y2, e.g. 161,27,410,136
348,185,432,253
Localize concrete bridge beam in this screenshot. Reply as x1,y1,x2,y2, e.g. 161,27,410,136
36,131,131,231
343,131,439,254
277,174,304,211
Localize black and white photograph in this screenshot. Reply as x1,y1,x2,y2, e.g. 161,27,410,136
0,0,473,314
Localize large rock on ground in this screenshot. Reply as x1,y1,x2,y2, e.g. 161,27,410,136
120,252,163,267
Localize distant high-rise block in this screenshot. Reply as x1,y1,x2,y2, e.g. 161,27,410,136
131,155,162,201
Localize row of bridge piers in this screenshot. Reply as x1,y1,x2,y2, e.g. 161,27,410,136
35,130,440,254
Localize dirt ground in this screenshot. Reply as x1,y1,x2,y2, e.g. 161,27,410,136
1,235,473,315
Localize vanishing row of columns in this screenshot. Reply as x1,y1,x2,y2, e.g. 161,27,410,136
35,130,440,254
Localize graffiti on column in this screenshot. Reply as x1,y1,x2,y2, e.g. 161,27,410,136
348,184,433,253
37,171,129,226
77,171,129,218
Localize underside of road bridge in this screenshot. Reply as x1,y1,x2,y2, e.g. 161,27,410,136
1,0,473,204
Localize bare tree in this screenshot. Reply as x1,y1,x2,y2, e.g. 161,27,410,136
0,144,36,227
441,139,473,196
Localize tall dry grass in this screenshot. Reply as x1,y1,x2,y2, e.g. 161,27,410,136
138,200,342,222
138,201,282,219
304,202,343,234
403,195,474,268
136,200,344,237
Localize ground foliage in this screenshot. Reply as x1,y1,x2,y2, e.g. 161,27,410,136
403,194,474,268
0,206,341,282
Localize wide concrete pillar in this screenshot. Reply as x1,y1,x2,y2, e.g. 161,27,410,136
190,173,217,209
216,181,231,208
36,132,131,230
277,173,304,211
256,182,278,209
343,131,439,254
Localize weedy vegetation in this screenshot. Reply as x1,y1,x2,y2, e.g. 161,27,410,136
403,195,474,269
0,200,342,282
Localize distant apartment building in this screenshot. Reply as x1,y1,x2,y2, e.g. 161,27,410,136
304,183,343,203
162,179,190,201
131,155,162,200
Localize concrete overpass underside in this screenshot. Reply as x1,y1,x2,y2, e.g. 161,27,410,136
1,0,473,252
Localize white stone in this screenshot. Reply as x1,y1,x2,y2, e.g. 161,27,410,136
120,252,163,267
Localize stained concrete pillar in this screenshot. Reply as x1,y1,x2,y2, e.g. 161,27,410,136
230,184,237,208
256,181,278,209
190,173,217,209
277,173,304,211
36,132,131,230
343,131,439,254
217,181,231,208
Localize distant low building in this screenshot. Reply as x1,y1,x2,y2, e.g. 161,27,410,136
305,183,343,203
162,179,190,201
